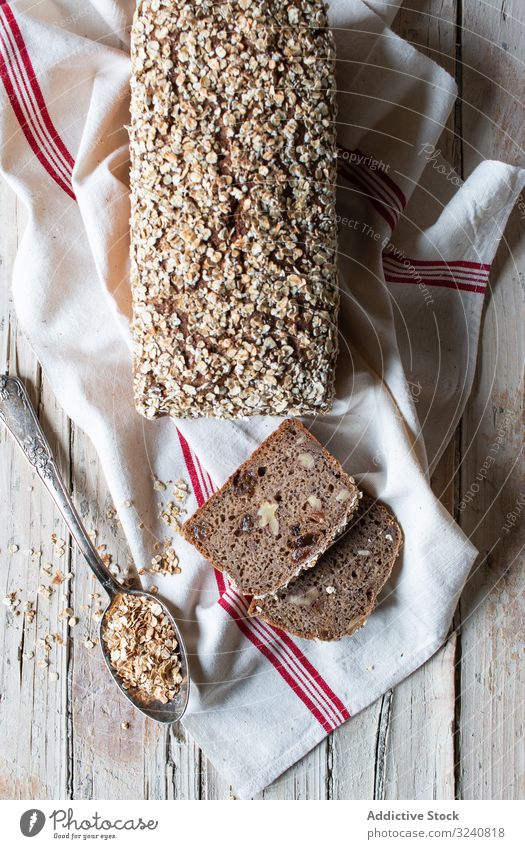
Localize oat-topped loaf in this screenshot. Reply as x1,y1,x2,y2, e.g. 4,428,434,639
248,496,403,640
181,419,360,596
129,0,339,419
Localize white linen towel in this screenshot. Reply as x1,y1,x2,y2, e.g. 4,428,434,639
0,0,523,797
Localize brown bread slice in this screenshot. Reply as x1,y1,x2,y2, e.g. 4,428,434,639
181,419,360,597
247,496,403,640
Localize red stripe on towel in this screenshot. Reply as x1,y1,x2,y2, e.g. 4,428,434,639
383,252,490,295
217,596,333,732
351,147,407,209
1,2,75,168
384,272,487,294
384,254,490,272
0,2,75,198
220,589,344,729
342,168,398,231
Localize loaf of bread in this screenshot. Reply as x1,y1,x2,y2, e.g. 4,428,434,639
248,496,403,640
181,419,360,597
129,0,339,419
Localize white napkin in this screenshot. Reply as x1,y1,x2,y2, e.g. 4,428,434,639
0,0,523,798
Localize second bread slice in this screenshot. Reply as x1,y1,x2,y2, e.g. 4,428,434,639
248,496,403,640
181,419,360,597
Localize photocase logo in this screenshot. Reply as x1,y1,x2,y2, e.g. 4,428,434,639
20,810,46,837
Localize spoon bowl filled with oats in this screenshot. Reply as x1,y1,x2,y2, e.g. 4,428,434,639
0,376,190,724
100,589,189,723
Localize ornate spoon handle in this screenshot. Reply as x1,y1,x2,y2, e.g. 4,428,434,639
0,375,120,597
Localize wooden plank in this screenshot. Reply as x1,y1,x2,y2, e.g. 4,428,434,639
260,743,329,800
455,0,525,801
383,638,457,799
0,189,71,798
330,701,383,799
392,0,458,164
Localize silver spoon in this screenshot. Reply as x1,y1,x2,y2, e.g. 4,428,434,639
0,375,190,724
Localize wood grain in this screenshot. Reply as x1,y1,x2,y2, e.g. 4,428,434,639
455,0,525,802
0,0,523,800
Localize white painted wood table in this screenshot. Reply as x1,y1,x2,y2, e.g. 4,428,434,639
0,1,523,800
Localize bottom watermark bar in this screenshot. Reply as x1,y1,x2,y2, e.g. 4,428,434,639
2,798,523,848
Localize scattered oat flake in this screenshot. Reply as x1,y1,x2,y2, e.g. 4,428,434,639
58,607,74,621
8,544,19,554
38,585,54,599
122,500,132,508
49,671,59,682
121,721,130,730
51,533,66,556
24,601,36,623
3,591,19,611
153,479,167,492
160,501,186,531
148,544,181,575
68,617,79,628
173,480,189,503
52,570,65,585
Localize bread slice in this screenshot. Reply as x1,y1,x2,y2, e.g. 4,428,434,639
181,419,360,597
247,496,403,641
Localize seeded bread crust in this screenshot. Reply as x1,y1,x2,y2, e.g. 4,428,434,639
248,496,403,640
129,0,339,419
180,419,360,596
